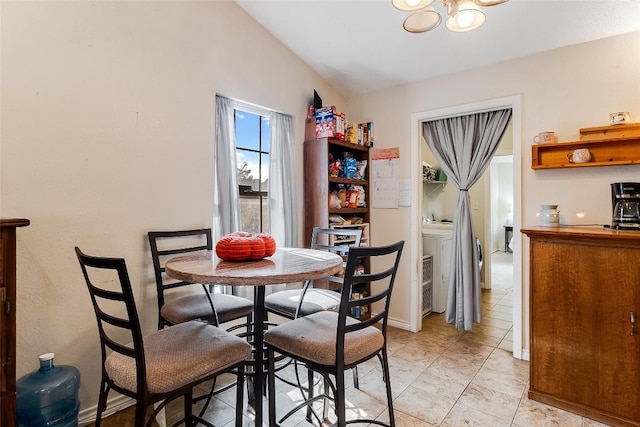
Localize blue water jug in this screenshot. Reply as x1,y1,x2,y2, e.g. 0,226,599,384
16,353,80,427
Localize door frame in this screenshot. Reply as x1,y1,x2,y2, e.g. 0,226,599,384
486,153,515,289
409,95,524,359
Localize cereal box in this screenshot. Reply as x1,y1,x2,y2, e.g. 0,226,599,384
315,106,335,138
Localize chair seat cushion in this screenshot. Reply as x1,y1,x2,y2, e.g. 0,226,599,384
264,311,383,366
161,293,253,325
264,289,341,319
105,321,251,394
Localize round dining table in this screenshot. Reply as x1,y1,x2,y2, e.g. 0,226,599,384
165,247,343,426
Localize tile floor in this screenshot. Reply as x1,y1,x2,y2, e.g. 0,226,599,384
88,254,612,427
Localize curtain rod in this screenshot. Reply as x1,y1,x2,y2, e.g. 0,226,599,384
216,93,291,118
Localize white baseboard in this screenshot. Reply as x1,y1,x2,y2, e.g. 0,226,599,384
387,316,412,331
78,394,135,426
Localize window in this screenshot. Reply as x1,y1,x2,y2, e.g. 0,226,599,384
235,109,270,233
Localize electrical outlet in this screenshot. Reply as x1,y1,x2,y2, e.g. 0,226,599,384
473,201,479,210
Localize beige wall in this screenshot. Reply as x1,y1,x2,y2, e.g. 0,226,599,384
350,30,640,346
1,0,346,416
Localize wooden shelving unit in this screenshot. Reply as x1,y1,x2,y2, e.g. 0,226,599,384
303,118,370,244
579,123,640,141
532,124,640,170
303,118,371,319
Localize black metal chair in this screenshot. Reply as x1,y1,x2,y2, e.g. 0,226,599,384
265,241,404,427
148,229,253,331
264,227,362,390
75,247,252,427
264,227,362,320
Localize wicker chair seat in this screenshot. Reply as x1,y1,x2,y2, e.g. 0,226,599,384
264,288,341,319
105,321,251,394
264,311,383,366
160,293,253,325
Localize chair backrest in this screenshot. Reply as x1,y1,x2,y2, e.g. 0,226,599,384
75,247,148,393
336,241,404,362
310,227,362,287
311,227,362,254
147,229,213,327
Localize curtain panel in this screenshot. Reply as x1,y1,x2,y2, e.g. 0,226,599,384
269,111,298,248
422,108,512,330
214,94,240,240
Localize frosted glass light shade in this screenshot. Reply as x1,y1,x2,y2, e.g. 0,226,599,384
445,0,486,32
474,0,508,6
392,0,435,12
403,8,442,33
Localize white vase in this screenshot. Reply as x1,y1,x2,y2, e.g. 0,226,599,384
540,204,559,226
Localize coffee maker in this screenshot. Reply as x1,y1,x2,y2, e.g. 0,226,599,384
611,182,640,230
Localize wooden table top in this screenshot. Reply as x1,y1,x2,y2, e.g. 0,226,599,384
165,247,343,286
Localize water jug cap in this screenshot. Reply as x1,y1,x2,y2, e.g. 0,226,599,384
39,353,54,362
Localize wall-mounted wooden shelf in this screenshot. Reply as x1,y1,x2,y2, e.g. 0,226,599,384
531,135,640,170
328,207,369,215
329,176,368,186
579,123,640,141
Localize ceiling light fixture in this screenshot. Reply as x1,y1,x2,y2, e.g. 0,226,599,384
397,0,507,33
392,0,435,12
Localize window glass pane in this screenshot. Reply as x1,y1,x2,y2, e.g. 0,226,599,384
237,149,260,190
235,110,260,151
238,197,261,234
235,107,270,234
261,116,270,152
260,153,269,192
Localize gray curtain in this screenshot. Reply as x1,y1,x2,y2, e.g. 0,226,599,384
214,95,241,296
422,109,512,330
214,94,240,240
269,111,298,248
267,111,297,293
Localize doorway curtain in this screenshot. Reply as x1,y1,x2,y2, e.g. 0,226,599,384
422,109,512,330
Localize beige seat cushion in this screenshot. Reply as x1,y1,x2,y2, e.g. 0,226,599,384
161,293,253,325
264,311,383,366
264,288,341,318
105,321,251,394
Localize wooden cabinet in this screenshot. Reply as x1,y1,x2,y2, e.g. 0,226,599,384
522,226,640,427
531,123,640,170
303,118,371,318
1,218,30,427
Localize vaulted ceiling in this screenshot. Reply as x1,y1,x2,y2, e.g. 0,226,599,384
236,0,640,95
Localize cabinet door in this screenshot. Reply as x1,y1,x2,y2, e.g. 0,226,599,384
595,246,640,421
0,233,5,402
531,241,640,422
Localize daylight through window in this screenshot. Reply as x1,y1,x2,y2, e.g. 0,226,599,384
235,109,270,233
